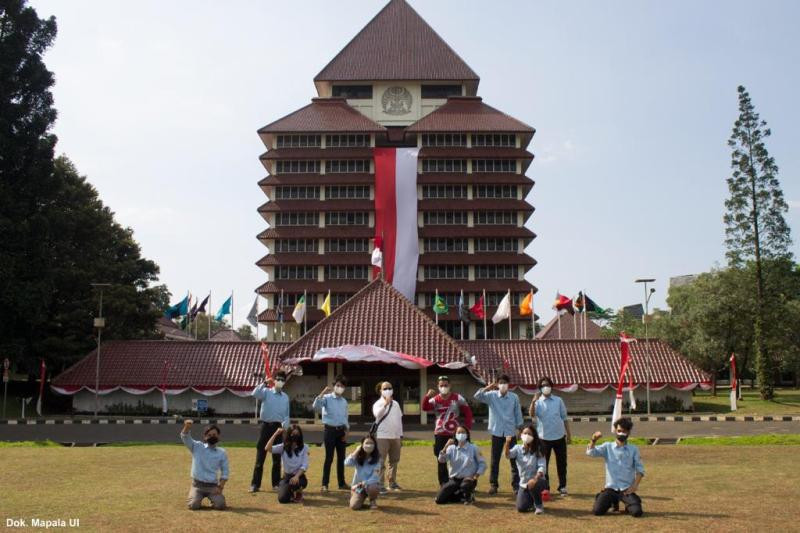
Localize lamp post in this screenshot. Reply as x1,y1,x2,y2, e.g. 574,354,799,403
91,283,111,418
635,278,656,415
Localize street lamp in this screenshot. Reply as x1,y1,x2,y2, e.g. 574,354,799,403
635,278,656,415
91,283,111,418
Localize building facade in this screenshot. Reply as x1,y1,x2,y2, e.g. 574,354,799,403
256,0,537,341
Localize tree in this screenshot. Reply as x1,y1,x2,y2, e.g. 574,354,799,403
236,325,256,341
724,85,793,399
191,313,229,340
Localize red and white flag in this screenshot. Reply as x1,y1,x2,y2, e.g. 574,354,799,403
373,148,419,301
729,353,737,411
611,332,636,430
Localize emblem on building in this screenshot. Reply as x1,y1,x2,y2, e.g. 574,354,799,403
381,86,413,115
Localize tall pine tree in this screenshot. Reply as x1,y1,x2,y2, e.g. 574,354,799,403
724,85,793,399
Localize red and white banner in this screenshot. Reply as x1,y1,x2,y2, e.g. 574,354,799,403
611,332,636,430
285,344,436,370
373,147,420,301
729,352,737,411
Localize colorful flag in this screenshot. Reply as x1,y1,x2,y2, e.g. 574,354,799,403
492,292,511,324
433,294,449,315
261,342,272,380
164,294,189,319
575,292,585,313
373,148,420,300
36,359,46,416
276,292,284,323
457,292,471,324
320,292,332,317
292,295,306,324
553,293,575,315
612,332,637,431
584,294,609,317
188,300,198,320
371,237,383,268
730,353,737,411
520,292,533,316
196,294,209,315
246,296,259,328
215,295,232,321
469,296,485,319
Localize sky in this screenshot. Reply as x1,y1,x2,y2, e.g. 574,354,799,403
29,0,800,327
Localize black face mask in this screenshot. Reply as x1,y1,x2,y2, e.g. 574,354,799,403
616,433,629,443
205,435,219,446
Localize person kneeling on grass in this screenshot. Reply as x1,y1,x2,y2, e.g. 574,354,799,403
180,420,229,511
265,424,309,504
435,425,486,505
345,435,382,510
505,425,547,514
586,417,645,517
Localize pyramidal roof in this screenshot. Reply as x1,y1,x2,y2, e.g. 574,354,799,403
314,0,479,82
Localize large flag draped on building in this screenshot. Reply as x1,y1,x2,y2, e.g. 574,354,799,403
612,332,636,430
373,147,420,301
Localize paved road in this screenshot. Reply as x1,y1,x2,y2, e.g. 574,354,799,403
1,420,798,445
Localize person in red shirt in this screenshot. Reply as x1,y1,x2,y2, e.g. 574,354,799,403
422,375,474,486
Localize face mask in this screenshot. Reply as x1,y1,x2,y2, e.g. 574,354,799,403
541,386,552,396
274,380,285,390
362,443,375,453
438,386,450,395
381,388,393,398
334,385,345,396
498,383,509,394
205,435,219,446
521,433,534,445
455,433,467,442
616,432,629,443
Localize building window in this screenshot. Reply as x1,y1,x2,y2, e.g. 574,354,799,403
275,212,319,226
325,239,369,253
326,185,370,199
474,185,517,199
422,185,467,199
326,134,370,147
424,265,469,279
275,160,320,174
275,265,317,280
332,85,373,99
325,265,369,280
325,212,369,226
475,238,517,252
472,159,516,173
426,292,460,307
421,159,467,173
485,292,522,306
274,239,318,253
474,211,516,225
274,186,320,200
275,135,321,148
423,212,468,225
421,85,462,98
280,293,317,307
327,160,369,173
476,265,518,279
473,134,516,147
423,238,468,252
331,293,353,308
421,133,467,147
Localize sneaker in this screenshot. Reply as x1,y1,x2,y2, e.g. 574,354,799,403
559,487,568,497
488,485,498,495
338,484,349,491
369,500,378,510
321,485,329,493
249,485,259,493
272,485,279,492
379,486,389,495
389,483,402,491
534,506,544,515
463,494,475,505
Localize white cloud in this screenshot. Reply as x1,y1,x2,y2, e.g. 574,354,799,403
788,200,800,209
537,139,576,165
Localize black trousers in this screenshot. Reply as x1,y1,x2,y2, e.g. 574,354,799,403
489,435,520,491
321,425,347,487
435,477,477,504
541,436,568,490
516,477,547,512
592,488,643,517
277,473,308,504
251,421,283,489
433,435,451,486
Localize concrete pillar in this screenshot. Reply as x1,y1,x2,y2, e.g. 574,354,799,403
419,366,428,424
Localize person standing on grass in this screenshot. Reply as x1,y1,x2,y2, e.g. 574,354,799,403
506,425,547,514
528,376,571,496
435,425,486,505
180,420,229,511
587,417,645,517
313,374,350,492
345,435,382,510
250,370,290,493
422,375,474,486
372,381,403,494
474,374,523,495
265,424,309,504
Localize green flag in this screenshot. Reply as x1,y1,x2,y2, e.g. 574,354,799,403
433,294,449,315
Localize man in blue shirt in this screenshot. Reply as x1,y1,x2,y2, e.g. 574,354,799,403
474,374,523,495
586,417,645,517
529,376,571,496
312,374,350,492
180,420,229,510
249,370,290,492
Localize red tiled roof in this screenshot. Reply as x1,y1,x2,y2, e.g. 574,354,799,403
462,339,710,387
259,174,375,187
419,226,536,239
257,227,373,240
418,199,534,212
260,147,373,161
416,173,534,186
157,317,194,340
258,98,386,134
419,147,533,159
258,199,374,213
418,253,536,266
210,329,245,342
257,280,370,294
257,253,370,267
406,97,534,133
314,0,478,82
536,313,605,340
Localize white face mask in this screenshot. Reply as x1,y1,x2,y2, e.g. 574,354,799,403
498,383,509,394
381,388,393,398
455,432,467,442
438,386,450,395
273,380,285,390
362,443,375,453
334,385,345,396
521,433,534,444
541,386,552,396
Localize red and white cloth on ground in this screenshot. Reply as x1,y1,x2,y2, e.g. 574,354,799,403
421,393,474,436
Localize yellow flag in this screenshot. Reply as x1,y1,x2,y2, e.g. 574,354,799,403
520,292,533,316
320,292,331,317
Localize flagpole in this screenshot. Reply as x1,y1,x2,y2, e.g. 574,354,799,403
280,289,284,341
483,289,487,340
572,296,577,339
303,289,307,335
256,296,260,342
557,312,562,339
208,291,211,340
460,289,464,340
530,289,535,340
583,289,588,339
435,289,439,326
507,289,512,340
231,291,234,332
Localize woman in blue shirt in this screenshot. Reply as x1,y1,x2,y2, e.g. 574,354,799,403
265,424,309,504
505,425,547,514
435,425,486,505
345,435,381,510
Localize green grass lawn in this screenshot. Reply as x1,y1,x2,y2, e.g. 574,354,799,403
3,443,798,532
692,387,800,415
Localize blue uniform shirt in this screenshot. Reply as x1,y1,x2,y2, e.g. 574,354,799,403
312,393,350,429
252,383,290,428
272,443,309,476
438,442,487,479
586,441,645,490
344,454,381,486
533,395,568,440
508,444,546,485
473,389,523,437
180,432,229,483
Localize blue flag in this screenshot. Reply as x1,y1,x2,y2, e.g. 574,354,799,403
215,295,232,321
164,295,189,319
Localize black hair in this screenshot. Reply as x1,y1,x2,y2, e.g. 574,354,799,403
203,424,220,436
614,417,634,432
355,435,380,465
520,424,542,457
334,374,347,387
497,374,510,384
437,375,450,383
455,424,471,442
274,370,287,380
539,376,553,388
285,423,304,456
